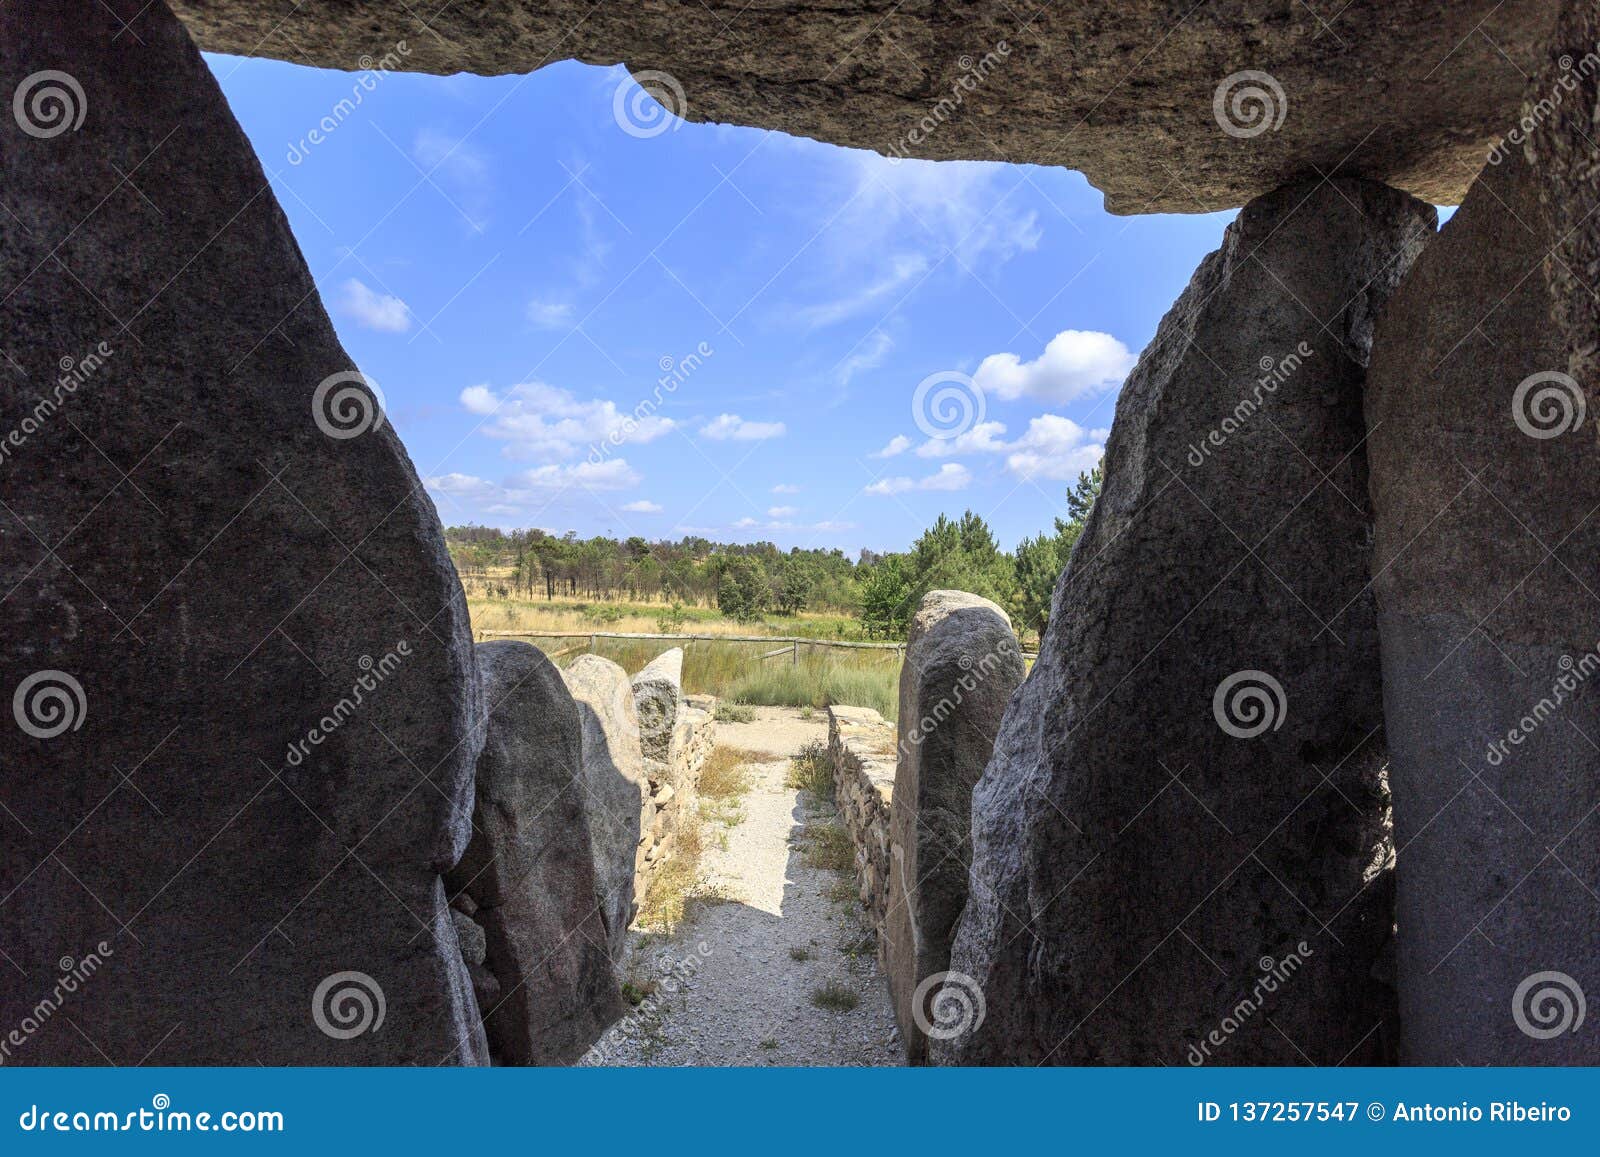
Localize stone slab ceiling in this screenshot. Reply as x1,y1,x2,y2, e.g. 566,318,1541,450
169,0,1558,213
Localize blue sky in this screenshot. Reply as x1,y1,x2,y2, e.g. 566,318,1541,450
209,53,1235,555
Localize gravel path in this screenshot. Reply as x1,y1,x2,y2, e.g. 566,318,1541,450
586,706,903,1066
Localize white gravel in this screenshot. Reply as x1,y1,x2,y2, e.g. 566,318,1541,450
585,706,903,1067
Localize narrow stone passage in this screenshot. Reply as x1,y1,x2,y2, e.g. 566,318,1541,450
586,707,903,1066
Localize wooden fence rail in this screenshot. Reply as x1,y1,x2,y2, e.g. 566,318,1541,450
475,629,1040,662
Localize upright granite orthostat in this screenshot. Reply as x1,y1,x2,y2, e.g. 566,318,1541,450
447,642,624,1065
0,0,485,1065
886,591,1023,1064
561,654,649,964
938,180,1435,1066
1366,151,1600,1065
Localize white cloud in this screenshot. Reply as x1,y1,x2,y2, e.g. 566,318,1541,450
914,421,1009,458
772,483,801,494
526,299,575,329
461,382,676,459
865,463,972,496
1004,415,1109,481
413,128,492,229
732,515,859,533
796,257,928,329
517,459,642,490
899,413,1108,481
337,278,412,333
871,434,912,459
767,505,798,518
973,329,1136,403
789,153,1041,330
622,499,663,513
425,472,498,499
836,329,895,385
702,414,786,441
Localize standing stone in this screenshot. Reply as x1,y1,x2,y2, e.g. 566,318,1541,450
0,0,485,1065
561,654,648,963
1366,151,1600,1064
632,647,683,780
886,591,1023,1064
937,180,1434,1066
1527,0,1600,393
447,642,624,1065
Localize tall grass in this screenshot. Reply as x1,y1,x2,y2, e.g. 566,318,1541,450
511,634,900,721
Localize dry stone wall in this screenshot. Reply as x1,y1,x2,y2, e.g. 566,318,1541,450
827,706,898,959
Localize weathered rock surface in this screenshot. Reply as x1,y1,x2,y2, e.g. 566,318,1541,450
168,0,1556,213
447,642,624,1065
1527,0,1600,393
1366,151,1600,1064
937,179,1435,1066
561,654,648,963
632,648,684,779
886,592,1022,1064
0,0,485,1066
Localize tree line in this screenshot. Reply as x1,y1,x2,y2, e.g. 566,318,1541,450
444,467,1101,641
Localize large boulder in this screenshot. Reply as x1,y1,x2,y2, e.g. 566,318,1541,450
886,591,1023,1063
631,648,684,780
448,642,625,1065
561,654,648,963
0,0,485,1065
1366,150,1600,1064
936,179,1434,1066
168,0,1556,213
1527,0,1600,392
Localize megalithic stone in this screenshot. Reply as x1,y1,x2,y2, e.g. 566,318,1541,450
935,180,1435,1066
1366,150,1600,1064
886,590,1024,1064
1526,0,1600,394
0,1,486,1063
447,642,624,1065
562,654,649,966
